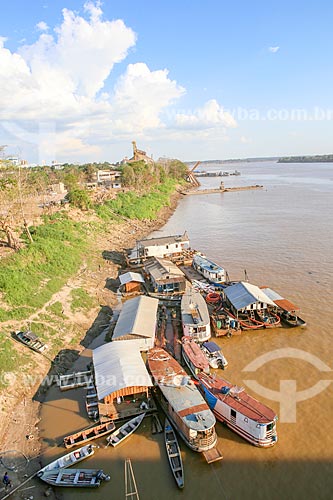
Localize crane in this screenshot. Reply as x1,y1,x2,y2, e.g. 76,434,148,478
185,161,201,187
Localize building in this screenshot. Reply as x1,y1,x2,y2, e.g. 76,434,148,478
92,340,153,419
144,257,186,294
97,170,122,185
112,295,159,351
119,272,145,294
124,141,154,165
131,231,190,262
224,281,276,317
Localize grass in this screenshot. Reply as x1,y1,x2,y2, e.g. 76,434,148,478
0,334,30,389
70,287,97,312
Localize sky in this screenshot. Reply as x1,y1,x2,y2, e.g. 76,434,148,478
0,0,333,163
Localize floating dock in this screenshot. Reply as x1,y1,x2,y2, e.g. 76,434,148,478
181,185,263,195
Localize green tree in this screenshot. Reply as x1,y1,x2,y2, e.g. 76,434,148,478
67,189,91,210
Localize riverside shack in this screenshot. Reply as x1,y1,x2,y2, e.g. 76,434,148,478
144,257,186,295
92,340,154,420
128,231,190,263
112,295,158,351
224,281,276,316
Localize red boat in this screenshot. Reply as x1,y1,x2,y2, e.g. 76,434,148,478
181,336,210,378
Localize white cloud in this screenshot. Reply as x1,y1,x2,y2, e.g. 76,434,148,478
36,21,49,32
0,2,235,162
268,46,280,53
240,135,252,144
175,99,237,129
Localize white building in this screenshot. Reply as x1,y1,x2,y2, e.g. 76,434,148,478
131,231,190,262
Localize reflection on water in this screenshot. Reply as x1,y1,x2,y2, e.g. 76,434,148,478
41,162,333,500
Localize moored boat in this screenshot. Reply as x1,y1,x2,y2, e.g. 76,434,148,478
181,336,210,378
106,413,146,447
260,287,307,328
164,418,184,489
181,287,211,342
38,444,95,474
197,373,278,447
38,468,110,488
192,253,226,287
147,347,217,452
210,310,241,337
255,309,281,328
200,341,228,369
13,330,47,353
64,421,115,449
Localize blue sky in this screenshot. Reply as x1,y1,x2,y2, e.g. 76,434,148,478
0,0,332,163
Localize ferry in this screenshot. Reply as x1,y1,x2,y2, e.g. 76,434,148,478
181,336,210,378
181,287,211,342
192,253,226,287
197,373,278,447
147,347,217,452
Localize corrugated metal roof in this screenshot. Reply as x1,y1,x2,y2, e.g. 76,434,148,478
92,340,153,400
193,254,225,273
112,295,158,340
261,287,299,312
144,257,185,282
225,282,275,310
119,272,145,285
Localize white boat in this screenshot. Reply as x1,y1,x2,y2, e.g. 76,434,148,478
37,444,95,475
192,253,226,287
106,413,146,447
38,468,110,488
201,341,228,369
164,418,184,489
181,286,211,342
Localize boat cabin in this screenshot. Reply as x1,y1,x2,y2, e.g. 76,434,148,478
192,253,226,286
112,295,158,351
181,287,211,342
144,257,186,295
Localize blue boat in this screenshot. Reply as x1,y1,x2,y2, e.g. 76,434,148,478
192,254,226,287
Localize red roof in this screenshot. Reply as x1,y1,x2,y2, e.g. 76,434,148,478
198,373,276,423
274,298,299,312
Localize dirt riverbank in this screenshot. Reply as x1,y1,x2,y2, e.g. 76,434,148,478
0,190,182,499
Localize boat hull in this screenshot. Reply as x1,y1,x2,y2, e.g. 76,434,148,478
64,421,115,449
164,419,184,489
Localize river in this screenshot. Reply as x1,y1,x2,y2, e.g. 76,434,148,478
40,161,333,500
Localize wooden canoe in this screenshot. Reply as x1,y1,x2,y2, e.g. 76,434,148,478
106,413,146,447
38,468,110,487
13,330,47,353
37,444,95,475
164,418,184,489
64,421,115,449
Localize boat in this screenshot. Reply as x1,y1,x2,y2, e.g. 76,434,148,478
200,341,228,369
192,253,226,287
197,373,278,447
38,444,95,474
147,347,217,452
255,309,281,328
12,330,47,353
210,310,241,337
106,413,146,447
164,418,184,489
181,336,210,378
63,421,115,449
181,286,211,342
260,287,307,328
38,468,110,488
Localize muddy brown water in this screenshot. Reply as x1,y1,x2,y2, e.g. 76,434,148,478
40,162,333,499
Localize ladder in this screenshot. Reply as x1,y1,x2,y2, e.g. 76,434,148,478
125,458,139,500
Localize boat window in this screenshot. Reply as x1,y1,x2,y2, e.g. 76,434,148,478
231,409,236,418
244,417,248,423
267,422,274,431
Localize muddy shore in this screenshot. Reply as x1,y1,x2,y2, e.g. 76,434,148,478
0,191,182,499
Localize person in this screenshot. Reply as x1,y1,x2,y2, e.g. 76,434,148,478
3,472,12,489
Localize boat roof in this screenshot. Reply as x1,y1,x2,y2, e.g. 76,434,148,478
260,287,299,312
181,287,210,326
112,295,158,340
93,340,153,400
182,337,210,370
198,373,276,423
17,330,38,341
202,341,221,353
193,254,225,273
119,272,145,285
138,231,189,248
224,282,275,310
147,348,215,431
